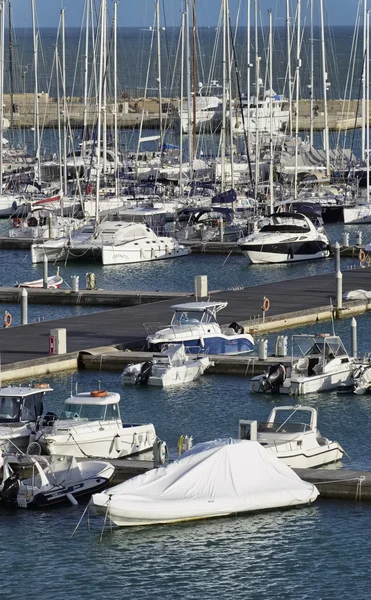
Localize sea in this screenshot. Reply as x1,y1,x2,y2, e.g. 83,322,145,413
1,24,371,600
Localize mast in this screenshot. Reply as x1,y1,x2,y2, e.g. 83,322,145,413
363,0,367,161
294,0,301,200
0,0,4,191
8,0,14,148
31,0,40,181
269,8,274,214
227,1,234,189
320,0,330,176
113,1,118,198
95,0,106,224
61,9,68,199
254,0,260,202
192,0,197,159
221,0,227,190
102,0,107,179
247,0,251,137
286,0,292,137
156,0,163,150
180,11,185,196
83,0,90,139
55,43,63,193
185,0,192,171
309,0,314,147
367,9,370,202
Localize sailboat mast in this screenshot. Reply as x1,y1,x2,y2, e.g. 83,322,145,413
319,0,330,176
185,0,192,171
113,1,118,198
221,0,227,191
95,0,106,224
192,0,197,159
180,11,185,196
254,0,260,202
286,0,292,137
309,0,314,147
366,9,370,202
8,0,14,148
294,0,301,200
31,0,40,181
156,0,163,150
83,0,90,138
363,0,367,161
61,9,68,199
269,8,274,214
0,0,4,191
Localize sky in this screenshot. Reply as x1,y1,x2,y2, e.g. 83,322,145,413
11,1,360,29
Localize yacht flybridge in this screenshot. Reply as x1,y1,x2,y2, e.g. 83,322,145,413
146,301,254,355
239,406,344,468
238,212,330,264
250,334,355,395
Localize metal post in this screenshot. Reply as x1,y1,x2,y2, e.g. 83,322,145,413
336,271,343,313
351,317,357,358
43,255,48,289
21,287,28,325
219,218,224,242
334,241,341,274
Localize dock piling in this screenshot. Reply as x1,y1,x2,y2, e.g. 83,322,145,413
21,288,28,325
356,231,363,246
43,255,48,289
334,241,341,273
336,271,343,315
351,317,358,358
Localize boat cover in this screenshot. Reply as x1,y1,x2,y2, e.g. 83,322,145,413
91,439,318,525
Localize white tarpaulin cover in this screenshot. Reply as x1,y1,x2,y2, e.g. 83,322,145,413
343,289,371,300
91,439,319,526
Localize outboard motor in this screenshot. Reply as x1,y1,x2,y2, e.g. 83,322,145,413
228,321,245,334
1,473,20,505
136,360,153,385
260,363,286,393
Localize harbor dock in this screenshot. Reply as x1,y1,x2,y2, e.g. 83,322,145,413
0,267,371,381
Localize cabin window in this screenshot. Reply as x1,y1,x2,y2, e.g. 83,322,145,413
0,397,20,422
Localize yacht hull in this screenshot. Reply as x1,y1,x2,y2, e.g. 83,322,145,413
241,241,330,264
149,335,254,355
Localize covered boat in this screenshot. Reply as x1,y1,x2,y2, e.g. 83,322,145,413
90,439,319,527
121,343,212,387
15,273,63,289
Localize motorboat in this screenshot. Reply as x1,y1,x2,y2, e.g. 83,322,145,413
41,389,156,459
146,301,254,355
250,334,356,395
31,221,190,265
239,406,344,468
121,343,212,387
0,454,114,509
90,438,318,527
15,272,63,289
228,91,289,135
353,365,371,395
9,208,81,240
237,212,330,264
0,384,52,453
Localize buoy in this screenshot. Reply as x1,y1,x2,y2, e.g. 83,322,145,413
66,493,78,506
114,434,121,453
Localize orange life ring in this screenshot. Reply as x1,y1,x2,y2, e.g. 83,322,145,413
3,311,12,328
33,383,50,389
12,218,22,229
359,250,366,263
262,297,270,312
90,390,109,397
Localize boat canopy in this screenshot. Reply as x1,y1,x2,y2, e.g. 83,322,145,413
293,334,348,358
0,386,52,397
171,302,227,312
65,392,120,406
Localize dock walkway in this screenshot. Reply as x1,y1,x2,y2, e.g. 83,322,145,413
1,267,371,371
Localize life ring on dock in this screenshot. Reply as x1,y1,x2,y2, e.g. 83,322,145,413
262,297,270,312
12,218,22,229
359,249,366,263
3,312,12,328
90,390,108,397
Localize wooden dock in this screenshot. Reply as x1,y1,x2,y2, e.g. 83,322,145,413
0,267,371,380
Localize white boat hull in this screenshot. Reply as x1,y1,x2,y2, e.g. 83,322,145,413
244,248,329,264
266,443,344,468
101,240,190,265
123,357,210,387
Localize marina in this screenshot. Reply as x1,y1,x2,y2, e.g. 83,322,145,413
2,2,371,599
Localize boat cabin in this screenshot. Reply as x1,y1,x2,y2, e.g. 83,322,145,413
0,385,52,424
59,391,121,422
291,334,350,376
170,302,228,327
239,406,318,441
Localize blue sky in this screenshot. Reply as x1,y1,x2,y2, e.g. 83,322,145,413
12,1,359,29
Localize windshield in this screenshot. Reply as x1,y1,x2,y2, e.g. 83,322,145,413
171,310,216,326
60,402,120,421
294,336,347,358
0,397,21,422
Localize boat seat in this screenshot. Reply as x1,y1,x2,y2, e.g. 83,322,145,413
294,357,309,373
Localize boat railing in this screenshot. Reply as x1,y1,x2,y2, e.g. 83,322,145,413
143,322,168,335
258,421,311,434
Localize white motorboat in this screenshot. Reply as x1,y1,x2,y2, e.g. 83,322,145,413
31,221,190,265
90,438,318,527
238,212,330,264
250,334,356,395
146,301,254,355
239,406,344,468
228,91,289,135
0,454,114,509
15,272,63,289
0,384,52,453
41,389,156,459
9,208,82,240
121,344,212,387
353,365,371,395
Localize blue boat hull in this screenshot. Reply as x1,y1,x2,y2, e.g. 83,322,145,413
149,335,254,355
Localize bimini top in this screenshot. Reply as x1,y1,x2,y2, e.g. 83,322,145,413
0,385,53,397
65,391,120,406
171,301,228,312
